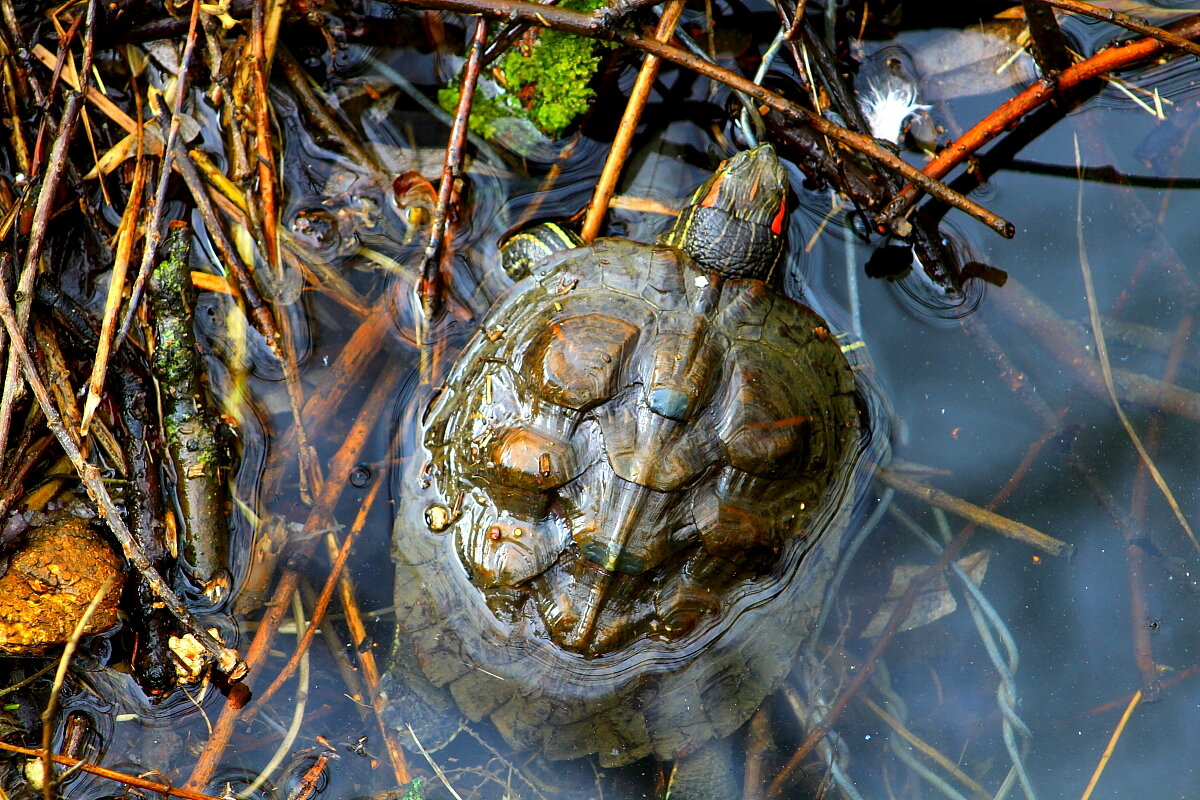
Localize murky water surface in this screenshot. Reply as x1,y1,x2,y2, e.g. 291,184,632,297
21,5,1200,800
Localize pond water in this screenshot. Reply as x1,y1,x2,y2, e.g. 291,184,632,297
19,3,1200,800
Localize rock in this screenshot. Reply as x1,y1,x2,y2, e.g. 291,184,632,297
0,516,124,655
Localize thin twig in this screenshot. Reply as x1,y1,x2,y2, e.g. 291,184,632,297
1078,689,1142,800
41,575,118,800
1073,136,1197,554
876,14,1200,228
876,466,1074,557
420,16,488,317
251,0,281,278
113,0,203,348
0,742,226,800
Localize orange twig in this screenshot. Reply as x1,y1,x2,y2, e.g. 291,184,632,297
1079,689,1142,800
0,742,225,800
184,367,407,791
579,0,685,243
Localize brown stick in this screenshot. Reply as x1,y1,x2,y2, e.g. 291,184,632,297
876,466,1074,557
1034,0,1200,59
0,742,225,800
251,0,281,278
992,278,1200,424
420,16,488,317
390,0,1014,237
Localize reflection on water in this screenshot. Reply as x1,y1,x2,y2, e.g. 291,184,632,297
7,4,1199,800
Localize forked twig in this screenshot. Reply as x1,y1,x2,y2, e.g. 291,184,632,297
420,16,488,317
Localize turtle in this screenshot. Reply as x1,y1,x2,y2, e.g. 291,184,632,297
382,145,879,798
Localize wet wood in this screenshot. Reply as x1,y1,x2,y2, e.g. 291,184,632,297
876,466,1073,557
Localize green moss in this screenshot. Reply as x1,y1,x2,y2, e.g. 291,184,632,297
440,0,609,139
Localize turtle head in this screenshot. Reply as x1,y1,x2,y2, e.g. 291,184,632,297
663,144,789,280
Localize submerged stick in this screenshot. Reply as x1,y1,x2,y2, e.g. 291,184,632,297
876,467,1074,557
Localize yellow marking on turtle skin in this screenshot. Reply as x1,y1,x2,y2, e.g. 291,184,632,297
840,339,867,353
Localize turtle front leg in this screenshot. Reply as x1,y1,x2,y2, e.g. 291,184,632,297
377,641,464,753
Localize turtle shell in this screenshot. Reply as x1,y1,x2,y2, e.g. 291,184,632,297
387,235,869,766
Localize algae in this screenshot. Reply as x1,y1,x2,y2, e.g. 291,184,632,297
439,0,611,140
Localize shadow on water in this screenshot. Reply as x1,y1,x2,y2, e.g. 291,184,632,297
3,2,1199,800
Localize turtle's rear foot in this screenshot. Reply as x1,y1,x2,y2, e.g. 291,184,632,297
665,738,740,800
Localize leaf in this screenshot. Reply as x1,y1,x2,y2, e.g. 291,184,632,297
82,131,162,180
860,550,991,638
913,22,1037,101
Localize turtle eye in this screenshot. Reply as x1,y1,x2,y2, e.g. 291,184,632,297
770,197,787,235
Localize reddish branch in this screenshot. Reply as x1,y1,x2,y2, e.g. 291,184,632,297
875,13,1200,232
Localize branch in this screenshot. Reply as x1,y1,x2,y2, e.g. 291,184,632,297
389,0,1015,238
